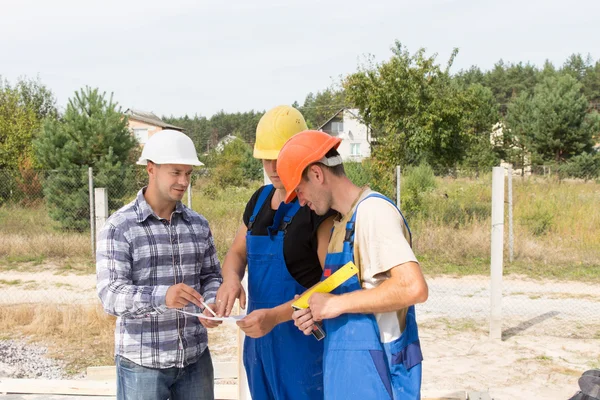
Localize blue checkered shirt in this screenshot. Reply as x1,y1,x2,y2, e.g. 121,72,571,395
96,188,222,369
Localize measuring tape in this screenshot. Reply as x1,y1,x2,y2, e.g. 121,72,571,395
291,261,359,340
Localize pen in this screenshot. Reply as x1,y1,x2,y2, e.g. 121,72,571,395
201,300,218,317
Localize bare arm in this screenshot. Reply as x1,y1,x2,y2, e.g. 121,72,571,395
308,261,428,321
215,223,248,316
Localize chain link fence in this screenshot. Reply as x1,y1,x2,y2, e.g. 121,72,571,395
0,165,599,338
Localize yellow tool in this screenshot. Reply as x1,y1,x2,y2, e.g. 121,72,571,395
292,261,359,310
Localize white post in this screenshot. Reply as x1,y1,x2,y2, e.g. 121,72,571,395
396,166,401,208
88,167,95,256
263,167,270,185
187,183,192,209
508,165,514,263
238,274,251,400
94,188,108,241
490,167,505,340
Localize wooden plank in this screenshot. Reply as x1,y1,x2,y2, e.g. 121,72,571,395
0,379,114,396
467,391,492,400
422,390,467,400
0,379,237,399
86,362,237,380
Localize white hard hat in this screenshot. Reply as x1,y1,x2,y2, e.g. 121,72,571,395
136,129,204,166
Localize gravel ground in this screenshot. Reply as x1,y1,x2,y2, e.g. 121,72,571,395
0,339,72,380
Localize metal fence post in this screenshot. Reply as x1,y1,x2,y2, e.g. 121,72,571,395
508,165,514,263
396,166,401,208
187,183,192,209
490,166,505,340
88,167,95,256
94,188,108,241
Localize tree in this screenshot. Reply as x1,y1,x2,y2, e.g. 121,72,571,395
34,87,136,231
530,75,598,162
504,92,536,172
505,75,600,168
203,138,261,188
0,77,57,204
343,41,497,173
0,77,57,170
297,88,346,128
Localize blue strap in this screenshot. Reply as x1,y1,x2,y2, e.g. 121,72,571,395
248,185,274,232
267,199,301,237
346,193,412,246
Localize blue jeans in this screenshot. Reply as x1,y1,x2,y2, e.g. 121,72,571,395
116,349,214,400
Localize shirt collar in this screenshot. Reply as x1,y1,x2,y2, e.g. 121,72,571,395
135,187,190,223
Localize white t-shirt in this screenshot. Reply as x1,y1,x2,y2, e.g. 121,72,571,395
328,188,418,343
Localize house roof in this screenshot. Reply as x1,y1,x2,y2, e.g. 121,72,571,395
317,107,363,131
124,109,184,131
317,108,346,130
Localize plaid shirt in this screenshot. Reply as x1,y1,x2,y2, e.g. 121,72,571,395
96,188,222,369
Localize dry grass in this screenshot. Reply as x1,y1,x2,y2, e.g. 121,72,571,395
410,176,600,280
0,303,116,374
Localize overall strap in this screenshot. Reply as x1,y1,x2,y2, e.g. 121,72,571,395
346,193,412,247
267,199,301,237
248,185,274,232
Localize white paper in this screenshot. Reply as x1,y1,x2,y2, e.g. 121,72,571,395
176,309,245,322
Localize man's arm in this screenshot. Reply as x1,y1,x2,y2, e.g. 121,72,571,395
307,261,428,321
96,223,171,318
215,223,247,317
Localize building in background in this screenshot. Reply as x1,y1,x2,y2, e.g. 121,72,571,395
318,108,371,161
124,109,184,145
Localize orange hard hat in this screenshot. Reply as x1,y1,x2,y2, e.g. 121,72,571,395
277,130,342,203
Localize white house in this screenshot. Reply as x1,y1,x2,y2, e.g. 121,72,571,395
318,108,371,161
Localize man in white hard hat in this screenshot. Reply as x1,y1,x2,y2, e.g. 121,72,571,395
96,129,223,400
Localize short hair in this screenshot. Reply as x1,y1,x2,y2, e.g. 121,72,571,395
301,148,345,181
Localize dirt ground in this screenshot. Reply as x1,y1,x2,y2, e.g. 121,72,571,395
1,270,598,400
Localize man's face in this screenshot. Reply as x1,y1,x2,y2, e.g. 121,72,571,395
148,163,192,203
295,166,331,216
263,159,284,190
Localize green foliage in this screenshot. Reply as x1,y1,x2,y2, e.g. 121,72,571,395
295,89,346,129
505,74,600,171
204,138,261,188
557,152,600,181
34,87,136,231
531,75,597,162
164,111,264,155
400,163,437,217
343,42,497,173
522,202,554,236
0,77,57,171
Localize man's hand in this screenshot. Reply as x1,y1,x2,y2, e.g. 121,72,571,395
292,307,315,336
215,278,246,317
199,303,222,329
307,293,344,321
236,309,277,338
165,283,203,309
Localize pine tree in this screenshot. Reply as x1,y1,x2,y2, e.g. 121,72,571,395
34,87,136,231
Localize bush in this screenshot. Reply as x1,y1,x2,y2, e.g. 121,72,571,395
557,152,600,181
401,163,437,217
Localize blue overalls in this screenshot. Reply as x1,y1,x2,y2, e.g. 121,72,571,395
321,193,423,400
243,185,324,400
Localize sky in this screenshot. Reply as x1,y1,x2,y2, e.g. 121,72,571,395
2,0,599,118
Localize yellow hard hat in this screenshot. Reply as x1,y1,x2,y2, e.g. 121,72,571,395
254,105,308,160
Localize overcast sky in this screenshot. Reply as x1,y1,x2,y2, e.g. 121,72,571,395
2,0,598,118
